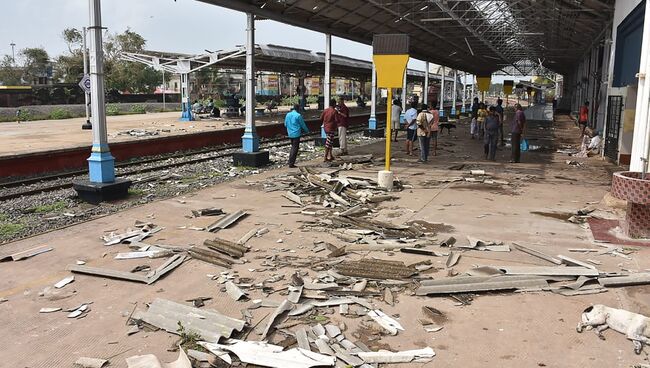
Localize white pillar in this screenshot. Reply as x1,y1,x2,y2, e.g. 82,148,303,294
242,12,259,152
471,74,475,101
439,66,445,117
630,2,650,173
424,62,429,106
86,0,114,182
81,27,91,129
461,71,466,113
451,69,458,116
369,63,377,129
401,69,407,110
324,34,331,106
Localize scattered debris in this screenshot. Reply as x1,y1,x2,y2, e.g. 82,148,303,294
207,210,248,232
0,245,53,262
68,254,187,285
335,259,416,279
356,347,435,363
54,276,74,289
191,208,224,217
513,243,562,265
368,309,404,335
125,348,191,368
225,281,247,301
39,307,62,313
131,298,246,343
73,357,108,368
417,275,549,295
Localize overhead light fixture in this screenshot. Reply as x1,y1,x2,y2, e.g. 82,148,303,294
517,32,544,36
260,2,267,8
421,17,453,22
420,5,428,11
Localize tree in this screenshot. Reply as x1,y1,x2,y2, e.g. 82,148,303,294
103,28,161,93
21,47,50,84
0,55,22,85
53,28,84,83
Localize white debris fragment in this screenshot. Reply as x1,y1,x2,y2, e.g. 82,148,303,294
368,309,404,335
54,276,74,289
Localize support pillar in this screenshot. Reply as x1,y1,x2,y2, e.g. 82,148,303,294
365,63,383,137
439,66,445,118
630,1,650,173
316,33,332,145
471,74,475,102
461,71,467,114
73,0,130,204
179,72,193,121
81,27,92,130
423,62,429,106
233,12,268,167
400,69,407,123
451,69,458,117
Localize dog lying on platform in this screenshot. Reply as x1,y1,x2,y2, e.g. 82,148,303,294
577,304,650,354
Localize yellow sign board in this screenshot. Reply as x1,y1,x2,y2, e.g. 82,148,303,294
477,76,491,92
373,55,409,88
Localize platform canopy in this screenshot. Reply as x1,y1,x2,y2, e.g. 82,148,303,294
124,43,455,82
198,0,615,76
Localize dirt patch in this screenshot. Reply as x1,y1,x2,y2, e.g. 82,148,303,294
451,183,519,196
352,324,393,351
530,211,573,221
625,285,650,316
406,220,455,234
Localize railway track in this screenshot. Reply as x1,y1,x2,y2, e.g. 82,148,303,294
0,125,374,201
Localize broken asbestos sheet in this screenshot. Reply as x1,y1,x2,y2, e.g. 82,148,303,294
68,254,186,285
368,309,404,335
356,347,435,363
200,339,335,368
131,298,246,342
416,275,550,295
126,349,191,368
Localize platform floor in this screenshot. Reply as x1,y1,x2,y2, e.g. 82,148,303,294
0,104,371,157
0,115,647,368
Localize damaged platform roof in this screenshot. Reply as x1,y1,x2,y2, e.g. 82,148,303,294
197,0,614,76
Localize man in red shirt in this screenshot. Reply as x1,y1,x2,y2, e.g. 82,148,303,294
579,101,589,137
336,97,350,155
320,98,339,162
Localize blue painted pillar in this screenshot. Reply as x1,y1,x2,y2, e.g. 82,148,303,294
322,34,331,139
400,69,406,124
242,12,259,153
461,71,466,114
179,72,193,121
87,0,114,183
451,69,458,116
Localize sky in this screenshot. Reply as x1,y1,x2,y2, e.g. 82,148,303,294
0,0,526,83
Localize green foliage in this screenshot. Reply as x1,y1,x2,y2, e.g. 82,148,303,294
130,104,146,114
128,188,144,196
49,108,72,120
106,104,121,116
0,55,22,85
214,99,226,108
21,47,50,84
104,28,161,93
62,28,83,52
31,200,67,214
281,95,300,106
0,223,24,238
17,110,32,121
176,322,204,352
307,95,318,104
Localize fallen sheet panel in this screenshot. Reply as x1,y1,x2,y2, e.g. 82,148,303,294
131,298,246,343
68,254,186,285
416,278,549,295
0,245,53,262
497,266,599,277
598,273,650,287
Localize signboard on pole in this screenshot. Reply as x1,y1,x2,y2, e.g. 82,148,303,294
78,74,91,93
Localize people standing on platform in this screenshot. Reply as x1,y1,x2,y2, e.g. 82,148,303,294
391,98,402,142
484,106,500,161
470,97,479,139
579,101,589,137
404,102,418,156
429,104,440,156
495,98,505,146
336,97,350,155
284,104,309,168
477,102,488,139
320,98,339,162
511,103,526,163
416,104,433,163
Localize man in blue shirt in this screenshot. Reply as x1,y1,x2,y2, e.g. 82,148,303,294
404,102,418,156
495,98,505,146
284,104,310,168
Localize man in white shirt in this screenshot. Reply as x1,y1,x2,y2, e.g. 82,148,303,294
403,102,418,156
391,99,402,142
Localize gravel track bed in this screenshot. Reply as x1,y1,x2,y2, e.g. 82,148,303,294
0,133,379,244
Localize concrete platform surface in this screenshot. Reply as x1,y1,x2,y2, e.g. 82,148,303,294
0,104,371,158
0,114,648,368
